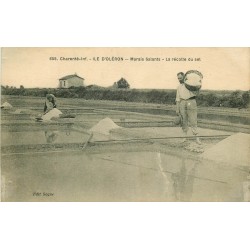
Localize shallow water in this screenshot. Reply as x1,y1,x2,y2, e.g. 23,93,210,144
1,130,88,145
1,150,248,201
109,107,250,125
1,99,249,201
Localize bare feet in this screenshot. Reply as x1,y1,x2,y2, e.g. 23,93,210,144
196,137,202,145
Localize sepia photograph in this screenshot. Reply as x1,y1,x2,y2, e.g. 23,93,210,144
1,47,249,202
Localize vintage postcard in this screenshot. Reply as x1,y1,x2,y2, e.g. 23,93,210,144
1,47,249,201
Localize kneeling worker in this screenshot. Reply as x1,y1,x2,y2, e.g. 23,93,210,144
36,93,62,121
176,70,203,145
44,94,57,114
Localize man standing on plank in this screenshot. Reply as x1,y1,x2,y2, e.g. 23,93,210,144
176,70,203,144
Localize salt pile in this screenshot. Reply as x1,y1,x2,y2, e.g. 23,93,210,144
1,102,13,109
201,133,250,167
42,108,63,121
89,117,120,135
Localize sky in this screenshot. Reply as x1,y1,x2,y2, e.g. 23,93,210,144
1,47,249,90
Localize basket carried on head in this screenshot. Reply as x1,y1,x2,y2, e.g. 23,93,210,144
184,70,203,91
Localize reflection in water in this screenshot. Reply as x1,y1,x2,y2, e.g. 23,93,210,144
171,158,198,202
157,152,174,200
44,130,59,143
66,124,72,136
183,165,197,201
157,153,198,201
44,129,72,143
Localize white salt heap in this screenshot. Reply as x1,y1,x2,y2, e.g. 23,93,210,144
42,108,63,121
201,133,250,167
1,102,13,109
89,117,120,135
